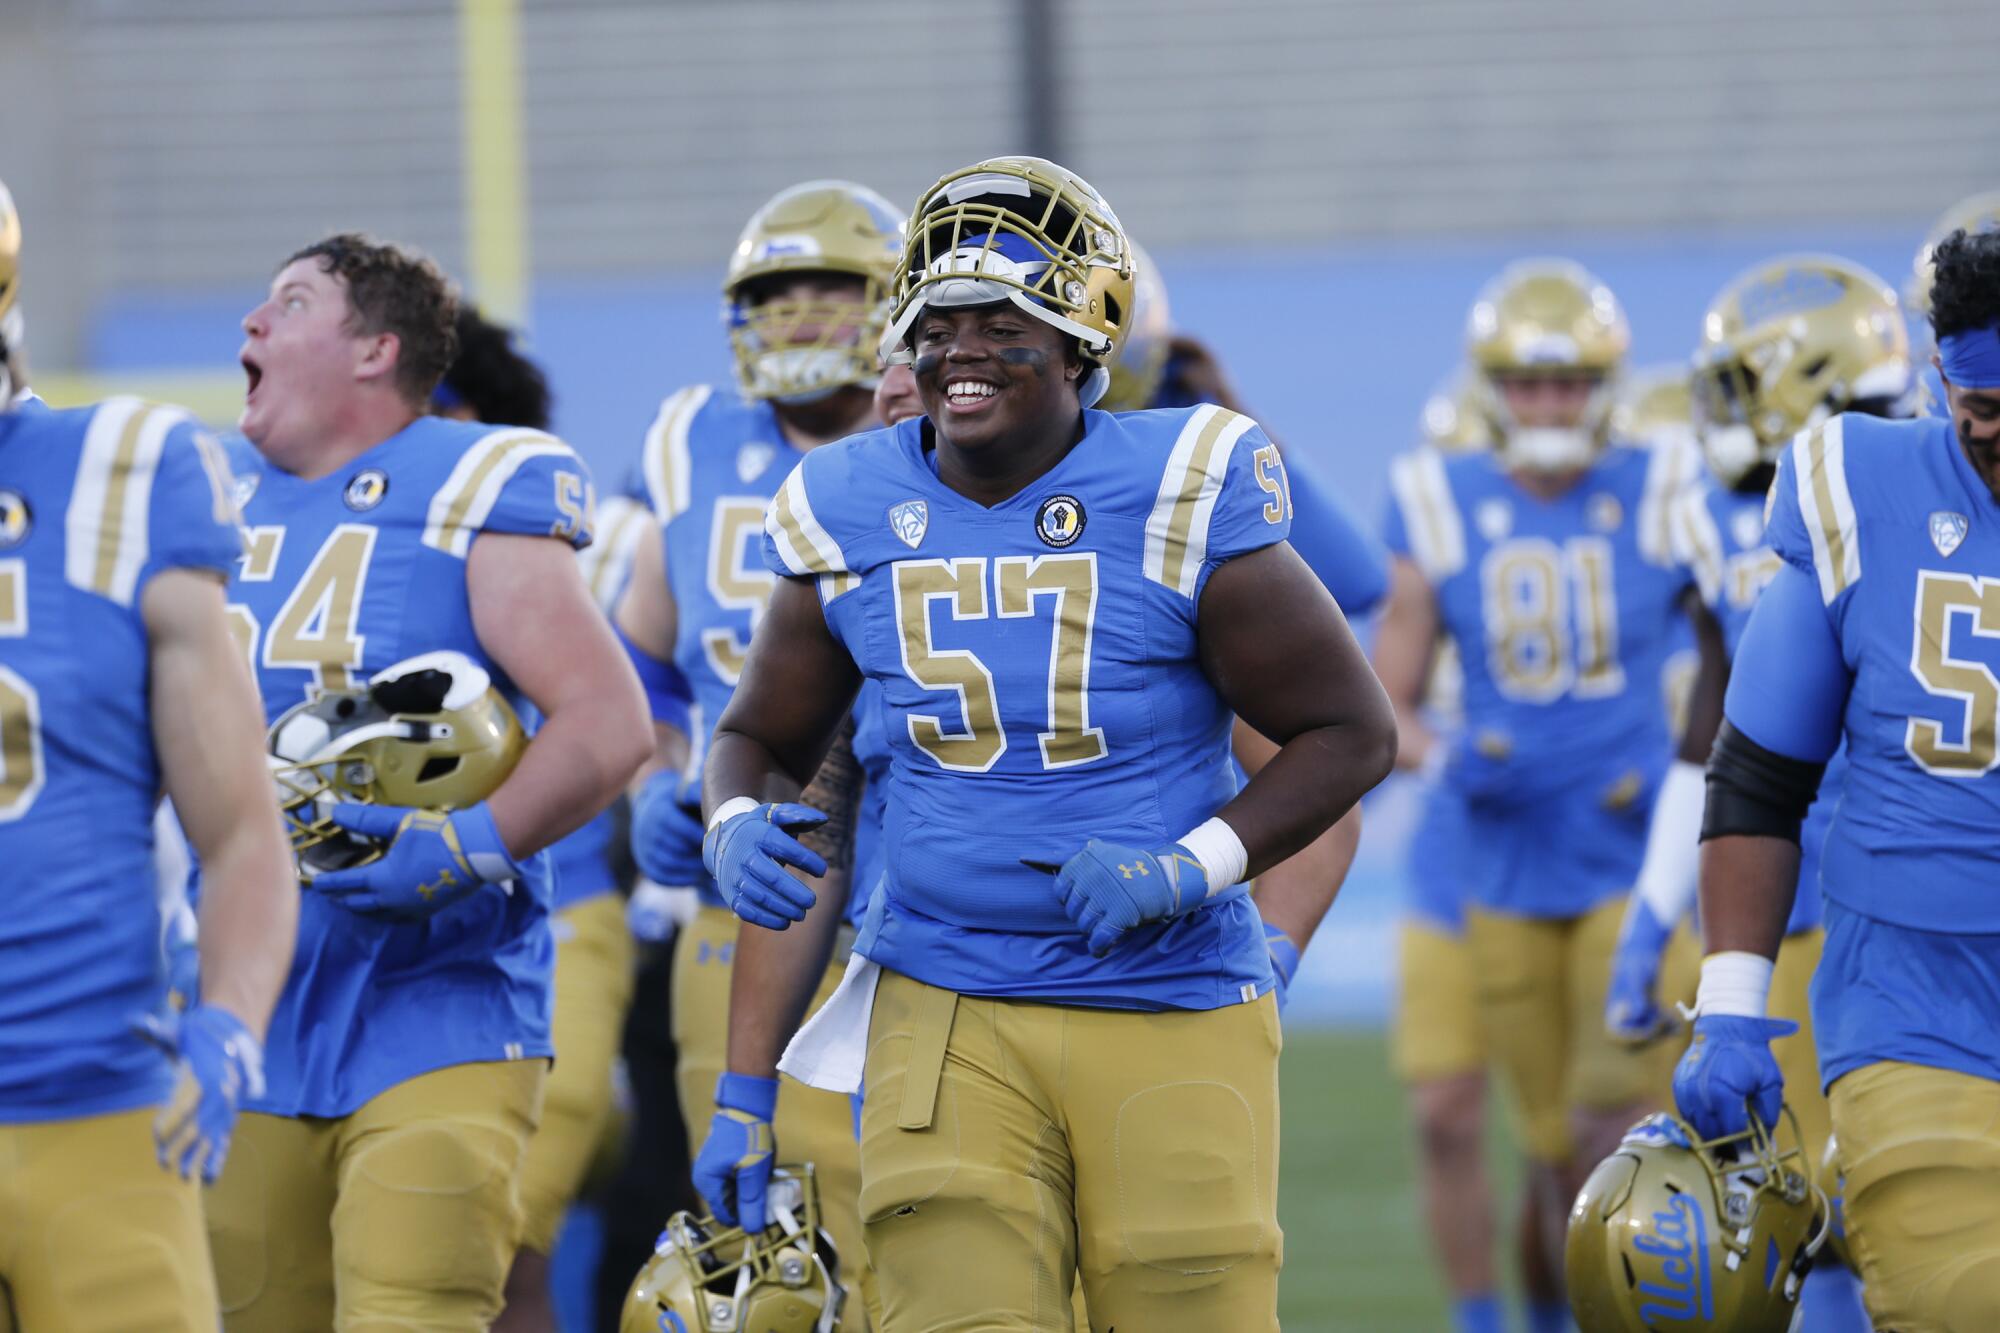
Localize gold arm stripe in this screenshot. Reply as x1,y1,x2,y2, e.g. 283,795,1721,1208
578,493,652,609
422,427,575,558
765,467,855,596
64,398,183,606
1638,433,1696,566
1144,405,1258,597
1672,487,1726,609
640,385,710,523
1387,446,1466,582
1792,417,1859,603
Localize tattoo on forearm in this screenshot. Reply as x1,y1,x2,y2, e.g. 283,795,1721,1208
798,714,861,871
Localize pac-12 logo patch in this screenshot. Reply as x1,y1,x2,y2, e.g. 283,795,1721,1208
888,499,928,549
343,469,389,512
0,490,31,548
737,441,777,484
1036,494,1085,548
1931,510,1968,558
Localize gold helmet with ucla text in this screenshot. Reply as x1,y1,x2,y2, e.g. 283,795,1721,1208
1467,259,1629,472
267,651,525,880
621,1166,842,1333
1611,363,1696,451
1906,189,2000,324
0,178,21,404
1099,237,1172,412
881,156,1135,409
1566,1111,1825,1333
724,181,904,403
1419,366,1494,453
1692,254,1912,488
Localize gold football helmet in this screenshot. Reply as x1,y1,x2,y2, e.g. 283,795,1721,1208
1466,259,1630,472
880,156,1135,409
1610,364,1695,450
1566,1111,1826,1333
1419,366,1494,453
267,651,525,880
724,181,904,404
1906,189,2000,323
0,177,20,403
1099,237,1172,412
621,1166,842,1333
1691,254,1911,488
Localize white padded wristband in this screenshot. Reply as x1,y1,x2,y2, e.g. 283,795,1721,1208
1634,760,1705,925
1179,816,1249,890
1694,951,1773,1019
707,796,759,832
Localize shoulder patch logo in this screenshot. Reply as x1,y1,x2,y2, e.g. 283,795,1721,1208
1036,494,1086,548
1588,493,1623,533
1732,507,1764,551
0,490,31,549
1931,510,1969,558
888,499,928,549
737,442,777,484
343,468,389,512
233,471,260,510
1475,497,1512,542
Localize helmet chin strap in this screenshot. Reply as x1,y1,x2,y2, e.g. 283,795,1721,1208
1505,426,1596,473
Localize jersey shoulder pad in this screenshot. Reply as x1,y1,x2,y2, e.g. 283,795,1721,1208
762,425,901,599
1668,480,1729,609
63,398,240,606
1384,445,1468,581
1135,403,1289,598
1633,434,1702,566
418,418,590,558
638,384,719,522
1768,414,1867,603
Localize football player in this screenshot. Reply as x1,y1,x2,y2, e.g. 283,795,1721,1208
1372,260,1700,1327
693,156,1395,1332
1672,229,2000,1331
0,178,297,1329
612,179,905,1328
431,305,646,1333
1907,191,2000,416
203,234,651,1329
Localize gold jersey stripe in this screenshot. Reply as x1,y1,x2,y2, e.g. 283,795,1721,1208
641,385,709,522
769,470,837,576
1795,418,1859,602
89,404,157,596
422,428,571,557
1156,408,1237,595
65,398,180,606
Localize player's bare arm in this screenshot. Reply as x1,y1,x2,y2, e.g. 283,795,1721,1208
1234,717,1360,954
612,522,694,788
1199,540,1397,877
145,567,295,1040
470,531,652,855
1675,593,1729,765
1371,555,1442,771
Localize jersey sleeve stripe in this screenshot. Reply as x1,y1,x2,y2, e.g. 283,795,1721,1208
1793,418,1859,601
766,467,852,581
641,386,708,523
1145,406,1256,596
422,428,574,558
64,399,182,606
1675,488,1726,608
1639,435,1695,565
579,494,651,609
1387,447,1466,580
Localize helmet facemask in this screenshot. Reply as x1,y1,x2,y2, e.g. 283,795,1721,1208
727,273,892,404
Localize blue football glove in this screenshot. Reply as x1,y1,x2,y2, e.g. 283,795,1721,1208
692,1072,779,1230
1604,899,1676,1044
138,1004,264,1183
1264,920,1300,1016
703,803,828,930
308,801,521,921
631,768,708,887
1672,1014,1797,1140
1044,838,1238,957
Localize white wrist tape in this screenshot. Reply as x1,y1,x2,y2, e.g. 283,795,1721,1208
1179,816,1249,890
1695,951,1773,1019
708,796,759,832
1634,760,1705,925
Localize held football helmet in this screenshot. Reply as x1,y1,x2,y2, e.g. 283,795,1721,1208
880,156,1135,409
1467,259,1629,473
724,180,904,404
1610,364,1696,452
621,1166,842,1333
0,177,20,403
1419,366,1495,453
1098,237,1172,412
1906,189,2000,325
267,651,525,880
1566,1110,1826,1333
1691,254,1912,489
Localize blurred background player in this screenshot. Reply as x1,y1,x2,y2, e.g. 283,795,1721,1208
1373,259,1699,1331
1603,252,1914,1331
0,178,297,1330
431,305,647,1333
1611,365,1703,742
612,178,904,1329
206,234,650,1329
1907,191,2000,416
1672,227,2000,1333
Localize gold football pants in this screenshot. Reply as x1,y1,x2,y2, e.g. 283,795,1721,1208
0,1105,218,1331
206,1058,545,1333
1391,918,1485,1084
517,894,636,1254
859,968,1283,1333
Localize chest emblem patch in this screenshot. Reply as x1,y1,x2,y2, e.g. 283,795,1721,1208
1475,497,1512,542
737,442,777,484
1588,493,1623,533
343,469,389,512
0,490,31,549
888,499,929,549
1931,510,1969,559
1036,494,1086,548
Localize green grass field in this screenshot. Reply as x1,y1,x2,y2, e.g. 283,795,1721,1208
1278,1028,1523,1331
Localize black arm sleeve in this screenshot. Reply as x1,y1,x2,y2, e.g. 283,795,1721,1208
1700,718,1828,845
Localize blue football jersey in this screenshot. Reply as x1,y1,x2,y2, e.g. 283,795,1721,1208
1383,441,1696,916
848,679,892,922
0,399,242,1121
225,415,593,1117
1671,480,1829,935
1287,455,1390,617
763,405,1291,1009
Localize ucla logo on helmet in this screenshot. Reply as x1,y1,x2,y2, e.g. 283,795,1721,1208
888,499,928,549
343,469,389,512
0,490,30,549
1036,494,1085,548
